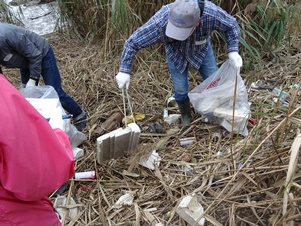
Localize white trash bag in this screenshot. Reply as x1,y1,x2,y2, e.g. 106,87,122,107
19,85,86,148
188,60,251,136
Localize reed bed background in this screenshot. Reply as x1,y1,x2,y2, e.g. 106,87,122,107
1,0,301,225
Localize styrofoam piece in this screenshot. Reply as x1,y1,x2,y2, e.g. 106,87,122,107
127,123,141,151
96,138,103,163
53,196,78,220
164,112,181,124
113,127,132,158
96,123,141,164
96,133,111,163
54,196,67,208
68,197,78,220
53,196,67,220
72,147,84,160
176,194,205,226
114,192,135,208
139,150,161,170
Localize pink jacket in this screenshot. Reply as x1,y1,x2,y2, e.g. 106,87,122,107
0,74,75,226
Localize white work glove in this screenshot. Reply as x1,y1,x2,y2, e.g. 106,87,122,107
115,72,130,89
228,52,243,68
26,78,37,87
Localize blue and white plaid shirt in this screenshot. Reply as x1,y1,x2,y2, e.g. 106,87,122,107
119,0,240,74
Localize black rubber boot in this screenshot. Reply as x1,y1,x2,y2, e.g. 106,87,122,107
74,111,87,131
177,99,192,127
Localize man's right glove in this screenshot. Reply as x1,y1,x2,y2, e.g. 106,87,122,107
228,52,243,68
116,72,130,89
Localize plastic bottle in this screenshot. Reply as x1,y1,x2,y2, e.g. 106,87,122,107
271,87,287,97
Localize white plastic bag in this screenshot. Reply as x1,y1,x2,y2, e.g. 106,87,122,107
188,60,250,136
19,85,87,148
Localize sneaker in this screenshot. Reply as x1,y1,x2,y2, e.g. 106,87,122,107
74,112,87,131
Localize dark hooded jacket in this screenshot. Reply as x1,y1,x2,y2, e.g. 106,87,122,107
0,22,49,79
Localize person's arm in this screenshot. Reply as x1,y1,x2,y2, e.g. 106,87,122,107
119,6,170,74
0,74,74,201
212,5,240,54
7,32,44,80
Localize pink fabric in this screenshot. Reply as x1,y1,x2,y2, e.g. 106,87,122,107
0,74,75,226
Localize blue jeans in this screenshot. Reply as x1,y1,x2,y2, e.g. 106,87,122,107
167,43,218,103
20,47,83,118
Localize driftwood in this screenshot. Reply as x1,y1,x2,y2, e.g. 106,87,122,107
94,111,123,136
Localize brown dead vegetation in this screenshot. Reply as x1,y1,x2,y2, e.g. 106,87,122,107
4,33,301,225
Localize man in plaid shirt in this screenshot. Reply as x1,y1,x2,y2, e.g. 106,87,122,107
116,0,242,127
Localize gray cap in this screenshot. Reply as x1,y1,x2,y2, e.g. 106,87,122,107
166,0,200,41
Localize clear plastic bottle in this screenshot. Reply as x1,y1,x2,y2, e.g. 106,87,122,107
271,87,287,97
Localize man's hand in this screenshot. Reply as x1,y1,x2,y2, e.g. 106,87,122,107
228,52,243,68
26,78,37,87
115,72,130,89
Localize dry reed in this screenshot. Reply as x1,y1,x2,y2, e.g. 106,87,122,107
3,32,301,225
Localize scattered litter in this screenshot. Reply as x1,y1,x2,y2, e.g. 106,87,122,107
114,192,135,208
122,170,140,178
217,149,230,158
74,171,96,180
237,160,251,169
148,122,165,134
164,109,181,124
183,165,194,174
72,147,84,160
273,97,290,107
179,137,196,146
122,112,145,124
289,83,301,89
249,80,292,107
164,96,181,124
53,196,78,221
176,194,206,226
249,79,279,91
271,87,288,97
139,150,161,170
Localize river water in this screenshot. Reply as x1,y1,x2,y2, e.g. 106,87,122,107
5,0,59,35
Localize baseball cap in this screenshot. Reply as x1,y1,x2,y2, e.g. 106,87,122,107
166,0,200,41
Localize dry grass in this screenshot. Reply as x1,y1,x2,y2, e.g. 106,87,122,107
3,33,301,225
